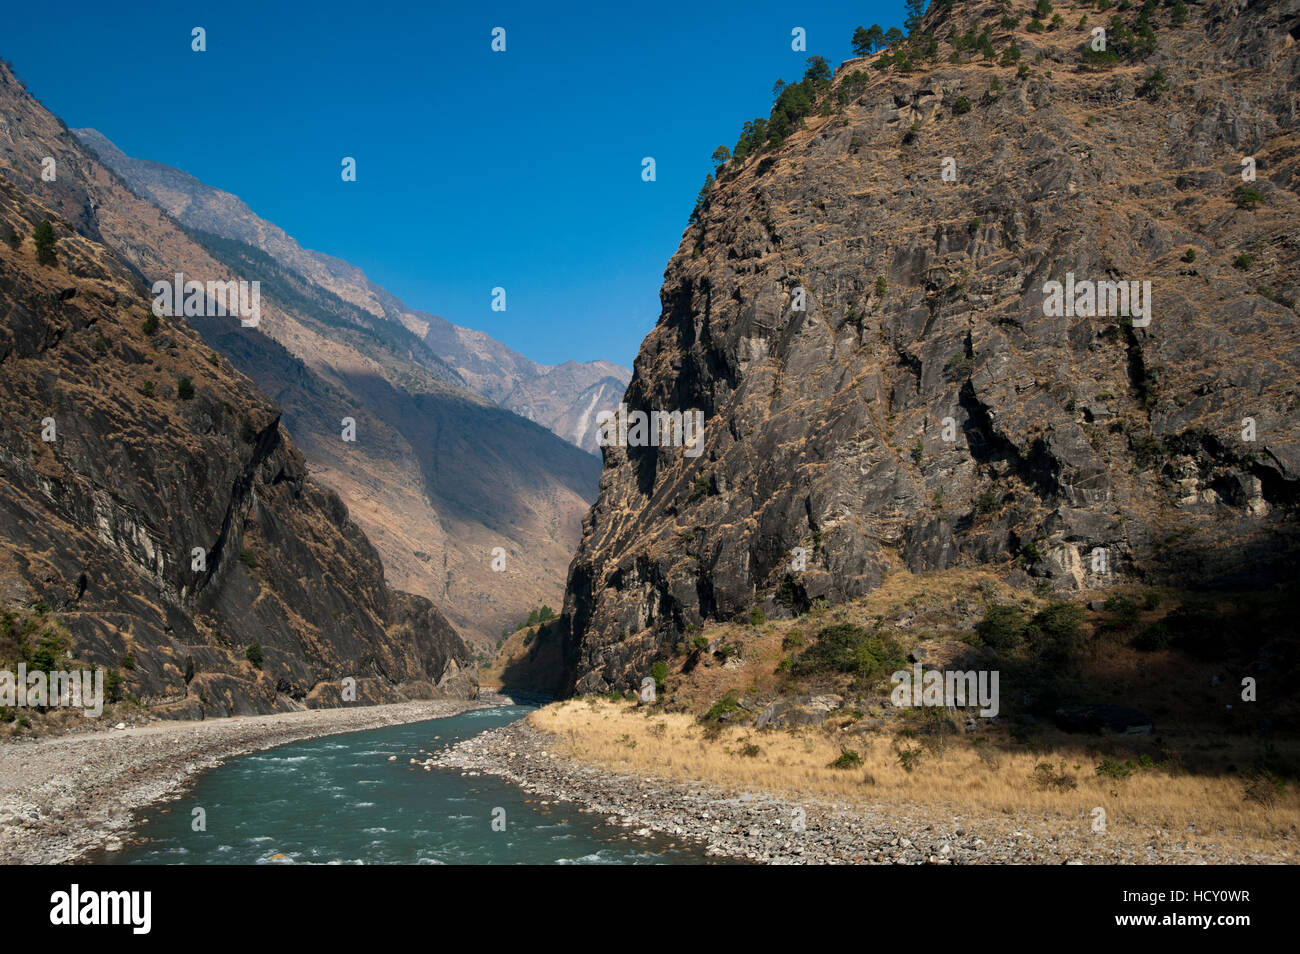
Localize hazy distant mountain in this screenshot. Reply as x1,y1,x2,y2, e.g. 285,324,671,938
73,128,630,453
8,123,605,652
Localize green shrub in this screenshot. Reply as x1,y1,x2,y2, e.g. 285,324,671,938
1096,757,1134,781
703,691,741,722
975,604,1028,650
1133,622,1172,651
895,742,923,772
1243,770,1285,806
245,643,263,669
177,376,195,401
651,660,668,692
791,623,905,680
1102,594,1140,628
830,747,863,769
33,220,56,266
775,576,802,610
1028,601,1084,663
1137,68,1169,100
142,313,160,335
30,629,67,673
952,95,972,115
238,548,257,570
1233,186,1263,209
105,668,124,704
975,491,999,514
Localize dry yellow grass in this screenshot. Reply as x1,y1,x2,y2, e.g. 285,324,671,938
530,698,1299,853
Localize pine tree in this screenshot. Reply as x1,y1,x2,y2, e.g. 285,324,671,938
904,0,928,35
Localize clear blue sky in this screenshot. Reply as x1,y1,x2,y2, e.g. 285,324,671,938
5,0,905,368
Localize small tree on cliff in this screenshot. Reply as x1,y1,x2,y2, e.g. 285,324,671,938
33,219,56,266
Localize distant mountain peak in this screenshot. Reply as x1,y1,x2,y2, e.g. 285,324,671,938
72,128,630,453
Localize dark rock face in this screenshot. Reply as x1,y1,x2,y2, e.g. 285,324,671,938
561,1,1300,693
0,73,475,717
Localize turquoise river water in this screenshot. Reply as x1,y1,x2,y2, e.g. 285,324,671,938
94,704,720,865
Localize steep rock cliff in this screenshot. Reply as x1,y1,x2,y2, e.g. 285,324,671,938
562,0,1300,692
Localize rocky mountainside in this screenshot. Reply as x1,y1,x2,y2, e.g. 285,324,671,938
0,86,600,650
0,72,475,715
560,0,1300,692
72,129,632,453
503,365,631,453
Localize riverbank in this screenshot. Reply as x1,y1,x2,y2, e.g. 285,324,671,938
0,696,505,864
432,704,1296,865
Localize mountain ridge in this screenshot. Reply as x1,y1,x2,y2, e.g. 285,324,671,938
72,127,631,454
0,107,604,650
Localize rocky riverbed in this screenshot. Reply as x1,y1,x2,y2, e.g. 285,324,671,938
433,721,1293,865
0,696,505,864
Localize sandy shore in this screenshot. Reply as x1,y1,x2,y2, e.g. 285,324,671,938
0,696,504,864
433,721,1294,865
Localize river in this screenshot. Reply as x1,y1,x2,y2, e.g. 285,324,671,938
96,704,720,865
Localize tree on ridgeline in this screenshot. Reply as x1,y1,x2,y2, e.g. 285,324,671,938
803,55,832,84
905,0,929,35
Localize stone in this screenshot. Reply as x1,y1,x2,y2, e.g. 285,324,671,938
755,694,844,728
1053,704,1154,735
